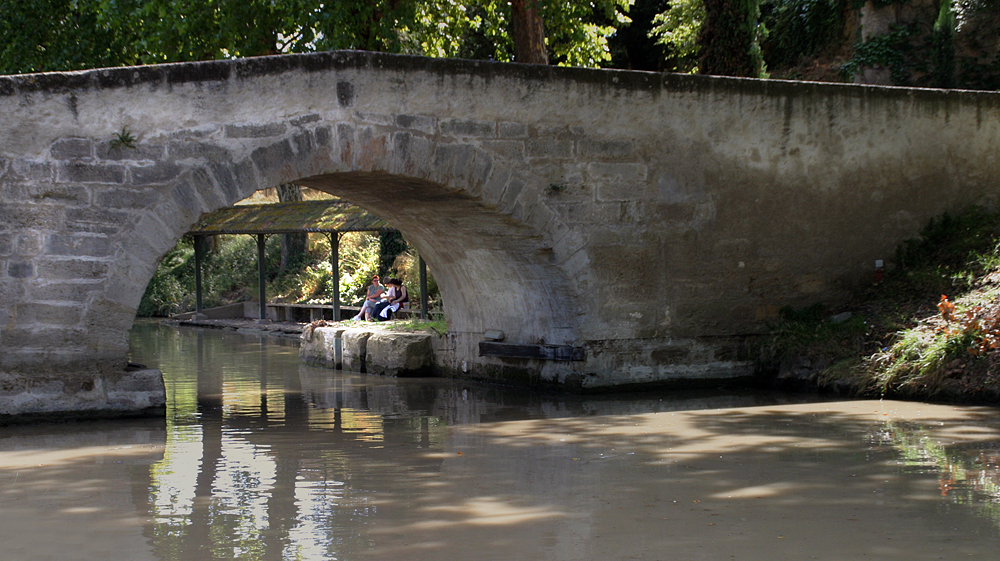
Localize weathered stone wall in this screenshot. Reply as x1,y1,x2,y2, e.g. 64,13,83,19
2,51,1000,416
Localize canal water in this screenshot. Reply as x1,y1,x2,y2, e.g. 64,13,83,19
2,322,1000,560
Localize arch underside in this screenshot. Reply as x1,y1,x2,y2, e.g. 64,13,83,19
297,171,580,346
76,112,593,389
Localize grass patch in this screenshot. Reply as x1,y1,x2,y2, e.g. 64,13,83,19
390,318,447,335
340,317,447,335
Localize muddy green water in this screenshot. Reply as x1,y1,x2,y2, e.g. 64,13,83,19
2,321,1000,560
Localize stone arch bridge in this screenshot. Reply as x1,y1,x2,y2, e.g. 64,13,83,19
2,51,999,418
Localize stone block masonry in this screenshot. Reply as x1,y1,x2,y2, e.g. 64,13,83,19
3,50,1000,418
365,332,435,377
301,327,436,377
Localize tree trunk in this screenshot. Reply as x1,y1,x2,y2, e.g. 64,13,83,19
276,183,307,272
698,0,762,77
510,0,549,64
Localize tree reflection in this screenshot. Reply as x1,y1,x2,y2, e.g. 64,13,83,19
136,323,447,560
883,420,1000,527
129,322,1000,561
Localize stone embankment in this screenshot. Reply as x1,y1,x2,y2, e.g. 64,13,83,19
300,325,441,377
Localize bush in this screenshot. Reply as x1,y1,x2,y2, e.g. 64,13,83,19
760,0,845,69
136,268,186,317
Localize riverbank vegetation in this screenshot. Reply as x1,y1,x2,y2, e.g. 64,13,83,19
139,231,439,318
760,207,1000,404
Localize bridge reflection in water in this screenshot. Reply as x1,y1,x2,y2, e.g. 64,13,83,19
1,321,1000,560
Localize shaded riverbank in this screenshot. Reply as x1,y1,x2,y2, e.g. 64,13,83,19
759,208,1000,406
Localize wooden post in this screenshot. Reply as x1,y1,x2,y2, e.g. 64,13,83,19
193,235,205,318
257,233,267,321
419,255,428,320
330,232,341,321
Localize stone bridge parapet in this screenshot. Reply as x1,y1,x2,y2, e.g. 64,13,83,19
3,51,1000,418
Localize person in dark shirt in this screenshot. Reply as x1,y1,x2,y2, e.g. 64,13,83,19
374,278,409,321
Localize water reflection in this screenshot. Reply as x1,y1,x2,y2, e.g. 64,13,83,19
884,419,1000,522
2,321,1000,560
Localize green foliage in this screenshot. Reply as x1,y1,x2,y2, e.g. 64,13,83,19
7,0,1000,89
651,0,844,76
3,0,635,75
606,0,669,71
378,230,409,279
134,0,416,62
208,235,266,305
136,241,191,317
759,207,1000,400
109,126,137,150
334,232,381,305
759,0,844,69
650,0,706,72
840,25,919,84
382,317,448,334
873,327,967,394
403,0,631,67
137,235,259,316
837,0,1000,90
931,0,956,88
137,227,445,319
893,208,1000,281
854,0,899,8
393,248,442,308
866,207,1000,393
0,0,144,74
849,208,1000,312
405,0,491,59
542,0,632,67
759,303,869,367
956,52,1000,91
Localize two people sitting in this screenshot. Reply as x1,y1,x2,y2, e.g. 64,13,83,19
374,278,408,321
352,275,409,321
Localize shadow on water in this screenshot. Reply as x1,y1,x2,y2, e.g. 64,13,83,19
2,320,1000,560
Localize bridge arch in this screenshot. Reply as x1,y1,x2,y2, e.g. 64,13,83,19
109,121,585,384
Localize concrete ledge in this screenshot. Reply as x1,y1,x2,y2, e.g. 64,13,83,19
0,368,166,424
172,301,249,320
301,326,437,376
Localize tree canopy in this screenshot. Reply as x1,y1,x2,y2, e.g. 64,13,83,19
0,0,633,75
648,0,1000,87
3,0,998,89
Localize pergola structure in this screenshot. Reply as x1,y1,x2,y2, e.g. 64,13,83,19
185,199,429,321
